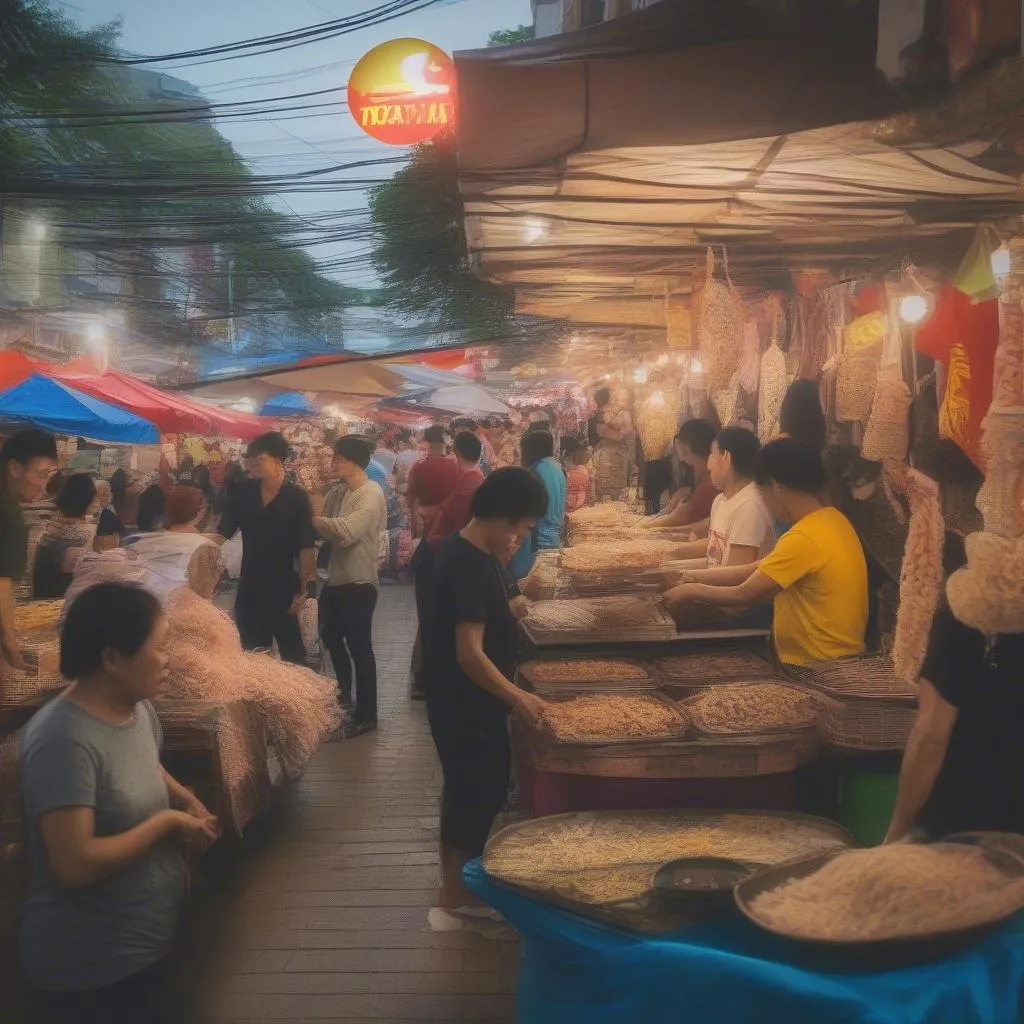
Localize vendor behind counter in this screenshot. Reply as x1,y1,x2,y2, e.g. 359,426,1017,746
663,438,868,666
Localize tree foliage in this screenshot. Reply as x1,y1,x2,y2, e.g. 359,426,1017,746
487,25,536,47
0,0,352,346
368,132,513,340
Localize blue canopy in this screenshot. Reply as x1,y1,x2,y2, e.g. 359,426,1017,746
0,374,160,444
261,391,317,417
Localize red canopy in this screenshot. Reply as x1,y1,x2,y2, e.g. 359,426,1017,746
52,369,268,442
0,350,41,391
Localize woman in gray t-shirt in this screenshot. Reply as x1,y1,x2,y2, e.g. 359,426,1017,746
19,583,218,1024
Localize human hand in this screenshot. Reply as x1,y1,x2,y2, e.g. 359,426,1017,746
516,692,549,732
1,634,29,672
182,794,213,821
662,583,699,609
289,593,310,617
169,810,219,852
509,596,531,621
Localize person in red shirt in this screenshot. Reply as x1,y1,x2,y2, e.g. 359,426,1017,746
428,432,485,547
406,425,458,540
640,419,719,532
408,424,459,700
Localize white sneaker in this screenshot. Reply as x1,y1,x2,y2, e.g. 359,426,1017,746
427,906,509,939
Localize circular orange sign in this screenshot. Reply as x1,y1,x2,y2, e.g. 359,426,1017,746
348,38,456,146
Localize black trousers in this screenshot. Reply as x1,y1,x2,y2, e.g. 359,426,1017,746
320,583,379,723
426,690,511,855
25,960,166,1024
235,588,306,665
410,543,435,690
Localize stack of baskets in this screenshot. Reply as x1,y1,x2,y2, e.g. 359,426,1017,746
784,656,918,752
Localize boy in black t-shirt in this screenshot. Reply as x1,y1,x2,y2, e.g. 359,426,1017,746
421,467,549,924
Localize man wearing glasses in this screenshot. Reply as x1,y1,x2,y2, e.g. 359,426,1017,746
0,430,58,677
214,432,317,664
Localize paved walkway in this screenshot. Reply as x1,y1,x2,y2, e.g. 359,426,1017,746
179,583,519,1024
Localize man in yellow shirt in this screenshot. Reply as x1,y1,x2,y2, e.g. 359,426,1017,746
662,438,867,665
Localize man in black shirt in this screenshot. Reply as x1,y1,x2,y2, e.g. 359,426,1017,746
0,430,58,675
422,467,549,924
215,432,316,665
887,600,1024,841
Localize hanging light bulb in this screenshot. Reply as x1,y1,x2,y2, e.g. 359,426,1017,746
991,245,1011,278
690,358,704,374
633,365,649,384
649,390,665,407
898,294,928,325
656,353,670,366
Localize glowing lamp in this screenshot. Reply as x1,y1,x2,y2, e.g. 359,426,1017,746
991,246,1012,278
523,217,547,244
633,365,649,384
898,295,928,325
690,358,704,374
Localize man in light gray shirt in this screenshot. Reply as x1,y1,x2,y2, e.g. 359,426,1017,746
313,435,386,738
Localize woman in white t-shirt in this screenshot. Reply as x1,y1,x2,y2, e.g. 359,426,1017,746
662,428,775,626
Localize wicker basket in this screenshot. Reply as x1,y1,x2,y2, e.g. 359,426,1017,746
519,724,822,779
684,681,822,739
784,655,917,701
816,695,917,752
1,635,64,709
530,692,692,747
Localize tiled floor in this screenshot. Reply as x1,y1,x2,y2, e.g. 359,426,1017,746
178,583,519,1024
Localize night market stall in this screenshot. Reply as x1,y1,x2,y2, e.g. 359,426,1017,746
445,3,1024,1021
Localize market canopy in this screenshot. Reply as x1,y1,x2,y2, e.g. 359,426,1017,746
0,375,160,444
261,392,317,417
455,2,1024,330
53,369,268,441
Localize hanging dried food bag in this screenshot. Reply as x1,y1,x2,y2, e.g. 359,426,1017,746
836,344,881,424
697,248,744,395
862,366,912,462
637,389,681,459
758,341,788,441
665,291,692,350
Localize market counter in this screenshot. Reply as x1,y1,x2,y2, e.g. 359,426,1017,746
464,860,1024,1024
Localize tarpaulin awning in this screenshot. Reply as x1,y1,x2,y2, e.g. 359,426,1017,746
455,0,1024,326
261,392,317,417
0,350,41,390
0,375,160,444
455,1,899,172
252,360,405,398
53,369,268,442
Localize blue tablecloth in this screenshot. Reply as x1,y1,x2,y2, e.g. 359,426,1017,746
464,860,1024,1024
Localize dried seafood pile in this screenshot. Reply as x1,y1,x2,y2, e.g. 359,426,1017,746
164,590,341,783
520,659,656,698
567,502,643,532
485,810,850,907
526,597,668,634
685,682,819,736
750,843,1024,942
538,694,689,743
562,540,681,575
655,652,777,687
